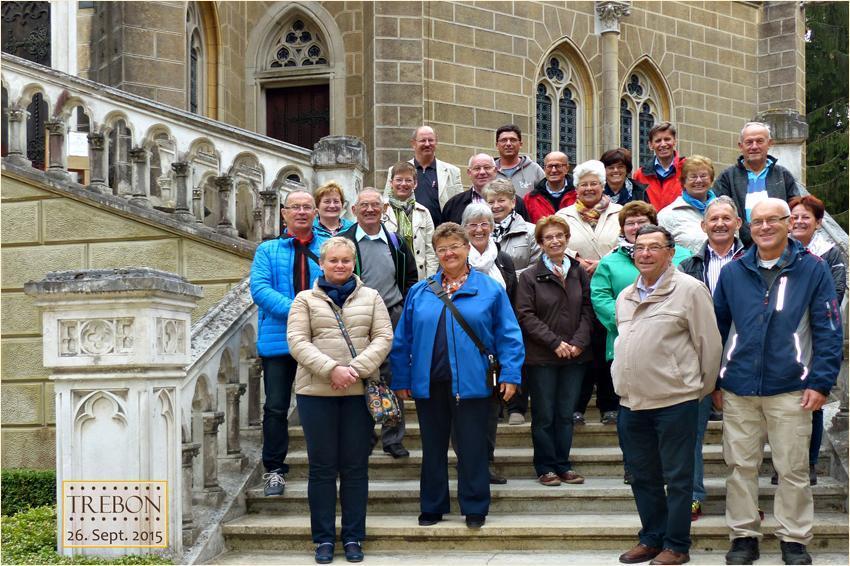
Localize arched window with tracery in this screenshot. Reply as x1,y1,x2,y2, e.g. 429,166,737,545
535,53,588,167
620,72,663,170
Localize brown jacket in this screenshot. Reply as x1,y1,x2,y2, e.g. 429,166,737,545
515,256,595,366
611,264,721,410
287,277,393,397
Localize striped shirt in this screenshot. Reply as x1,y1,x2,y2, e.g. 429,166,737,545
706,244,742,295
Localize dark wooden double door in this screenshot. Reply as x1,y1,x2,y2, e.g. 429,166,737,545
265,84,329,150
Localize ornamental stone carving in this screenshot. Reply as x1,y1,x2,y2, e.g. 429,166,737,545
59,318,135,356
596,1,631,34
157,318,187,355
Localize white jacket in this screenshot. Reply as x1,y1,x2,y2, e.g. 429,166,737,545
384,158,464,209
557,202,624,261
382,202,439,279
657,196,708,256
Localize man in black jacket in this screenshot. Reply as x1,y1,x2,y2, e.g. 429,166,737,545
443,154,529,225
340,188,418,458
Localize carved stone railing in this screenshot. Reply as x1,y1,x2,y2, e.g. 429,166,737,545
1,54,368,240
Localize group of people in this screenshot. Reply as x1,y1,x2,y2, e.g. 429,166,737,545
250,121,845,565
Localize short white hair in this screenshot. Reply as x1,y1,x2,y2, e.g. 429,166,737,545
751,197,791,218
739,121,772,142
468,153,496,169
573,160,606,187
461,202,495,229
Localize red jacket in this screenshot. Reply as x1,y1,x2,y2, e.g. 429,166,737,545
633,153,686,212
524,179,576,224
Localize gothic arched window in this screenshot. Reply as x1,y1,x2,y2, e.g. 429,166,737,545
620,72,661,170
536,55,584,167
186,2,219,118
269,19,328,68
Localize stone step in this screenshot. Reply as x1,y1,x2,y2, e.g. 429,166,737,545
280,445,828,480
245,476,846,515
221,512,850,552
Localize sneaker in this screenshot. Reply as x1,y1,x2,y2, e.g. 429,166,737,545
779,541,812,565
690,500,702,522
538,472,561,486
572,412,586,425
343,541,364,563
601,410,618,424
263,468,286,496
508,412,525,425
557,470,585,484
725,536,759,565
315,542,334,564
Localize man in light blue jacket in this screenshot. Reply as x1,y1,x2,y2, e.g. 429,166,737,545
250,191,325,496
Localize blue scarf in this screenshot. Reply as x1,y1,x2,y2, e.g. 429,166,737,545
682,190,716,214
317,276,357,308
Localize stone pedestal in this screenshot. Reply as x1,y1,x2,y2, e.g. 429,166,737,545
24,268,203,558
311,136,369,222
755,109,809,184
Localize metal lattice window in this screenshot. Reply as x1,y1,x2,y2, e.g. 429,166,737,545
558,89,577,166
620,99,632,151
536,84,552,167
638,102,655,168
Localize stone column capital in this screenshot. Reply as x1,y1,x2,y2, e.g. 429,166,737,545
181,442,201,465
129,147,149,162
87,132,105,150
171,161,190,177
259,189,278,205
202,411,224,433
214,175,233,191
596,1,631,34
225,382,247,400
45,119,66,135
7,107,26,122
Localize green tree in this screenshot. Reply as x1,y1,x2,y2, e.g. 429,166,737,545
805,1,849,231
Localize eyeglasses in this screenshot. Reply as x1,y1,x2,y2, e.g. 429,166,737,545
751,215,790,229
624,219,650,228
541,233,567,243
436,244,467,256
283,204,315,212
634,244,672,254
686,174,712,182
497,137,520,145
320,199,342,206
392,177,416,185
356,202,383,210
545,163,566,170
578,181,602,189
465,222,491,231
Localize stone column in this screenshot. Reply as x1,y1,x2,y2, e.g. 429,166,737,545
596,1,631,151
311,136,369,221
181,442,200,546
259,190,280,240
201,412,225,504
5,107,32,167
24,268,203,558
192,187,204,224
225,383,247,455
129,147,152,208
171,161,194,223
247,358,262,427
86,133,110,195
214,175,238,237
45,120,69,178
252,208,264,242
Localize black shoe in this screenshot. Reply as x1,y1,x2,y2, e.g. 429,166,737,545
315,542,334,564
489,466,507,484
418,512,443,526
263,468,286,496
809,464,817,485
383,443,410,458
780,541,812,565
465,514,486,529
771,469,779,485
623,471,633,485
709,409,723,421
726,536,759,565
343,541,364,563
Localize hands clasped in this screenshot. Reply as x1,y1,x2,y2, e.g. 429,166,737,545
330,365,360,390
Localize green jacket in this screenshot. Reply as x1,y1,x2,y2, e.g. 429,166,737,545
590,244,692,360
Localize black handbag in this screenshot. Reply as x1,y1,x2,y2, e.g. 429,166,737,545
426,277,501,391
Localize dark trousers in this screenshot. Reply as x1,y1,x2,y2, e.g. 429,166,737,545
576,327,619,414
261,355,297,473
528,363,586,476
506,366,529,415
487,395,501,463
416,379,491,516
379,303,406,448
810,409,823,466
618,400,698,554
297,394,373,544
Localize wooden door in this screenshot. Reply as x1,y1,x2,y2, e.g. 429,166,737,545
265,84,330,150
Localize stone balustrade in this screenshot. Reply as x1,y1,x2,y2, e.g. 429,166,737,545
2,54,368,241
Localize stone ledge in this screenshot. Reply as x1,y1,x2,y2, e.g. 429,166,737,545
23,267,204,298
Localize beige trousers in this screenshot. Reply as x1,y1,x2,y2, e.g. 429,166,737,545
723,390,814,545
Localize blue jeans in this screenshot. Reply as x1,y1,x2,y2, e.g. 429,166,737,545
619,400,698,554
297,394,373,544
692,395,713,502
810,409,823,466
261,355,297,473
528,363,586,477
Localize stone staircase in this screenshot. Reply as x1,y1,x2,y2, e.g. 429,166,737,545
211,402,849,564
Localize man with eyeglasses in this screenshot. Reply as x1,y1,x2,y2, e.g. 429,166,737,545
612,224,721,566
383,125,464,227
524,151,576,224
442,153,530,225
713,122,801,247
713,198,842,566
493,124,546,197
339,188,418,458
250,191,326,496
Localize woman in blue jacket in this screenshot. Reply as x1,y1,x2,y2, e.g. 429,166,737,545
390,222,524,530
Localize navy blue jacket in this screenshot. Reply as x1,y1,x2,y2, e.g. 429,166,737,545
713,238,843,397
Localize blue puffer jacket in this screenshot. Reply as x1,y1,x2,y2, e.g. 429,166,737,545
312,216,354,239
714,238,843,397
250,235,325,358
390,269,524,399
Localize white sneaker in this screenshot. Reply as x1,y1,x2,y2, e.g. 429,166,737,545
508,413,525,425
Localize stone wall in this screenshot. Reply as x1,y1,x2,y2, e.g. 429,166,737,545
0,174,252,469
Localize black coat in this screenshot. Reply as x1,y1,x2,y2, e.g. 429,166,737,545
442,189,530,226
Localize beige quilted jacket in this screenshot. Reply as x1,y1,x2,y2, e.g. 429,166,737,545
287,277,393,397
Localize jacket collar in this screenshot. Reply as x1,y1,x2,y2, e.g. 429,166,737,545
624,263,679,305
640,152,683,177
740,237,804,273
429,268,482,298
699,237,744,262
311,275,364,303
532,255,581,280
735,153,778,172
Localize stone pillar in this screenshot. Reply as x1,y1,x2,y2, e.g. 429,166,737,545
311,136,369,222
45,120,69,178
181,442,200,546
252,208,264,242
5,107,32,167
171,161,194,223
129,147,152,208
259,190,280,240
247,358,262,427
214,175,238,237
755,109,809,185
595,1,631,152
201,412,225,504
192,187,204,224
86,133,110,195
24,268,203,558
225,383,246,455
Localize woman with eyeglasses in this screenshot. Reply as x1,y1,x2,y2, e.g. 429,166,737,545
390,222,524,530
483,178,541,275
657,156,718,255
600,148,650,205
313,181,354,238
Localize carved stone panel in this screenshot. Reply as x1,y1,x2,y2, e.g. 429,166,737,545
59,318,134,356
156,318,187,355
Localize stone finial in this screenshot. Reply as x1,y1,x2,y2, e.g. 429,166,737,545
596,1,631,34
755,109,809,144
311,136,369,171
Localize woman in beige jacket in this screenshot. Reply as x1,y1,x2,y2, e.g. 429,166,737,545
287,237,393,564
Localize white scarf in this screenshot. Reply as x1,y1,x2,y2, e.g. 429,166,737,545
468,240,506,289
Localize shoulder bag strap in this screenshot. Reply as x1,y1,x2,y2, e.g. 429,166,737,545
426,277,490,358
330,306,358,359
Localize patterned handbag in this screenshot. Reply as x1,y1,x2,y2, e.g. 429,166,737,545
330,306,401,426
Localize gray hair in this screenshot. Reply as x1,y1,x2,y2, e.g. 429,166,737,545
283,190,313,206
468,153,496,169
461,202,495,229
739,121,772,142
411,125,435,141
573,159,607,187
705,195,739,217
751,197,791,218
355,187,384,204
319,236,357,262
635,224,675,249
482,178,516,201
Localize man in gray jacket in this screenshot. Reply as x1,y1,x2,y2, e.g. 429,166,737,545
494,124,545,198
